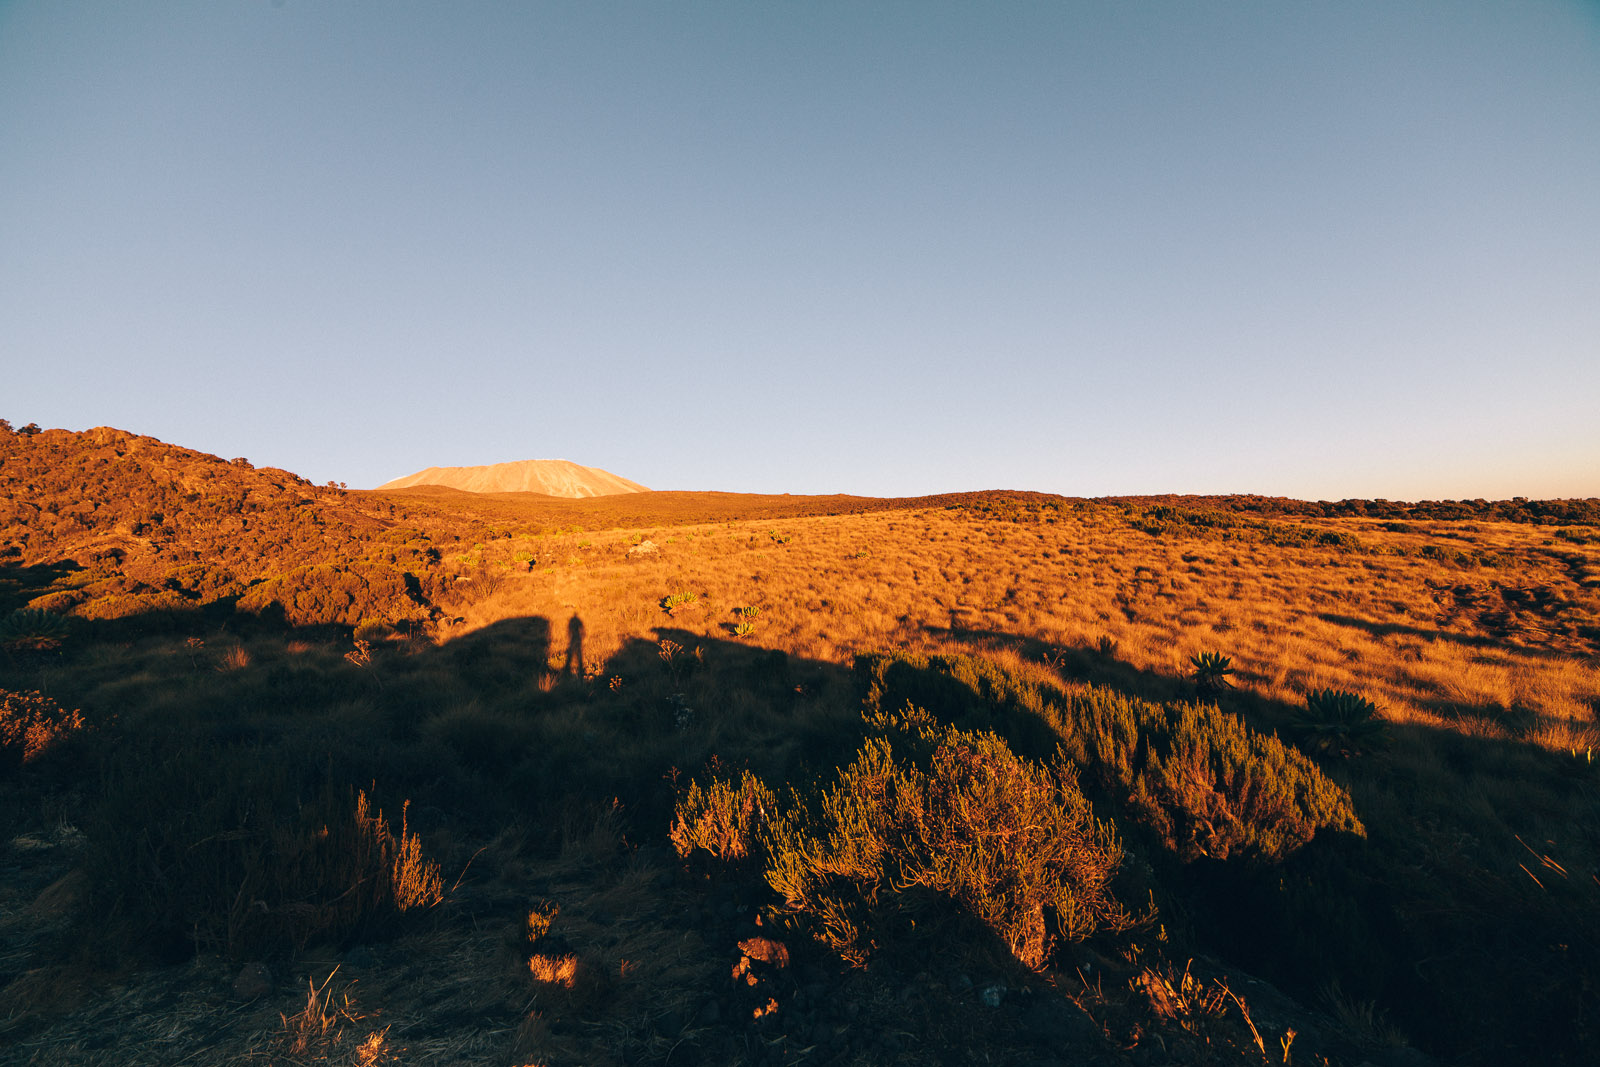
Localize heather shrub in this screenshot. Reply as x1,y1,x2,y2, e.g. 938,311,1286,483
0,687,86,765
856,652,1362,863
238,562,425,627
669,769,776,864
22,589,86,615
761,725,1131,969
673,724,1131,970
74,590,198,621
161,562,244,601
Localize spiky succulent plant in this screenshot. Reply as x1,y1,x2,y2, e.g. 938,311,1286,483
1291,689,1387,756
0,609,71,653
1189,651,1235,693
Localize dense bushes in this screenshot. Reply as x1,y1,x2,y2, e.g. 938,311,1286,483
673,720,1132,970
855,652,1362,863
74,589,199,621
238,562,425,627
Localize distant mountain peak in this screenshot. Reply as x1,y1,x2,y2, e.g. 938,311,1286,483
376,459,649,497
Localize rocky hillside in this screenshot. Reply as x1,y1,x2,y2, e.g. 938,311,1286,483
0,426,446,626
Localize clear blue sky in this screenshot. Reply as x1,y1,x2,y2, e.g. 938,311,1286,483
3,2,1597,499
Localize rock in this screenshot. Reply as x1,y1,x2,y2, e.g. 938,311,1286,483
981,981,1008,1008
737,937,790,968
232,962,272,999
628,540,659,556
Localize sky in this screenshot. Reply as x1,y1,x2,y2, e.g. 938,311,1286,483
2,2,1597,500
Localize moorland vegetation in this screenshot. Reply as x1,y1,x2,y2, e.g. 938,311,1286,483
2,422,1599,1065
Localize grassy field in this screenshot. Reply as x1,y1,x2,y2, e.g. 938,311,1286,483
4,428,1599,1065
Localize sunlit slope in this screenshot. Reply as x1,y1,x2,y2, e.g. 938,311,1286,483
377,459,650,497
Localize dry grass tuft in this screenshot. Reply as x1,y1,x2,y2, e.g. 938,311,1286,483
527,952,581,989
279,968,359,1059
216,644,252,671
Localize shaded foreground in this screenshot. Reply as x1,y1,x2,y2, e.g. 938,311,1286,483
3,424,1600,1065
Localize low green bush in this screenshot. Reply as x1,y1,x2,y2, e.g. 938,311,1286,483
855,652,1362,864
674,722,1131,970
74,590,197,621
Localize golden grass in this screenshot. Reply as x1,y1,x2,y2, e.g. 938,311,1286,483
444,504,1600,750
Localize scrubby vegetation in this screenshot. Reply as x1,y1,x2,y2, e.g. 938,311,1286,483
2,423,1599,1065
677,718,1133,970
854,652,1361,864
0,688,85,766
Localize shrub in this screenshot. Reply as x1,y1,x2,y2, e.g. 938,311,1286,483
73,590,198,622
755,725,1132,969
0,688,86,765
238,563,423,627
669,770,776,864
353,620,392,645
24,589,86,615
855,652,1362,864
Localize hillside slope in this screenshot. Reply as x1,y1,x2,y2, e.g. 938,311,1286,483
0,426,441,624
378,458,649,497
